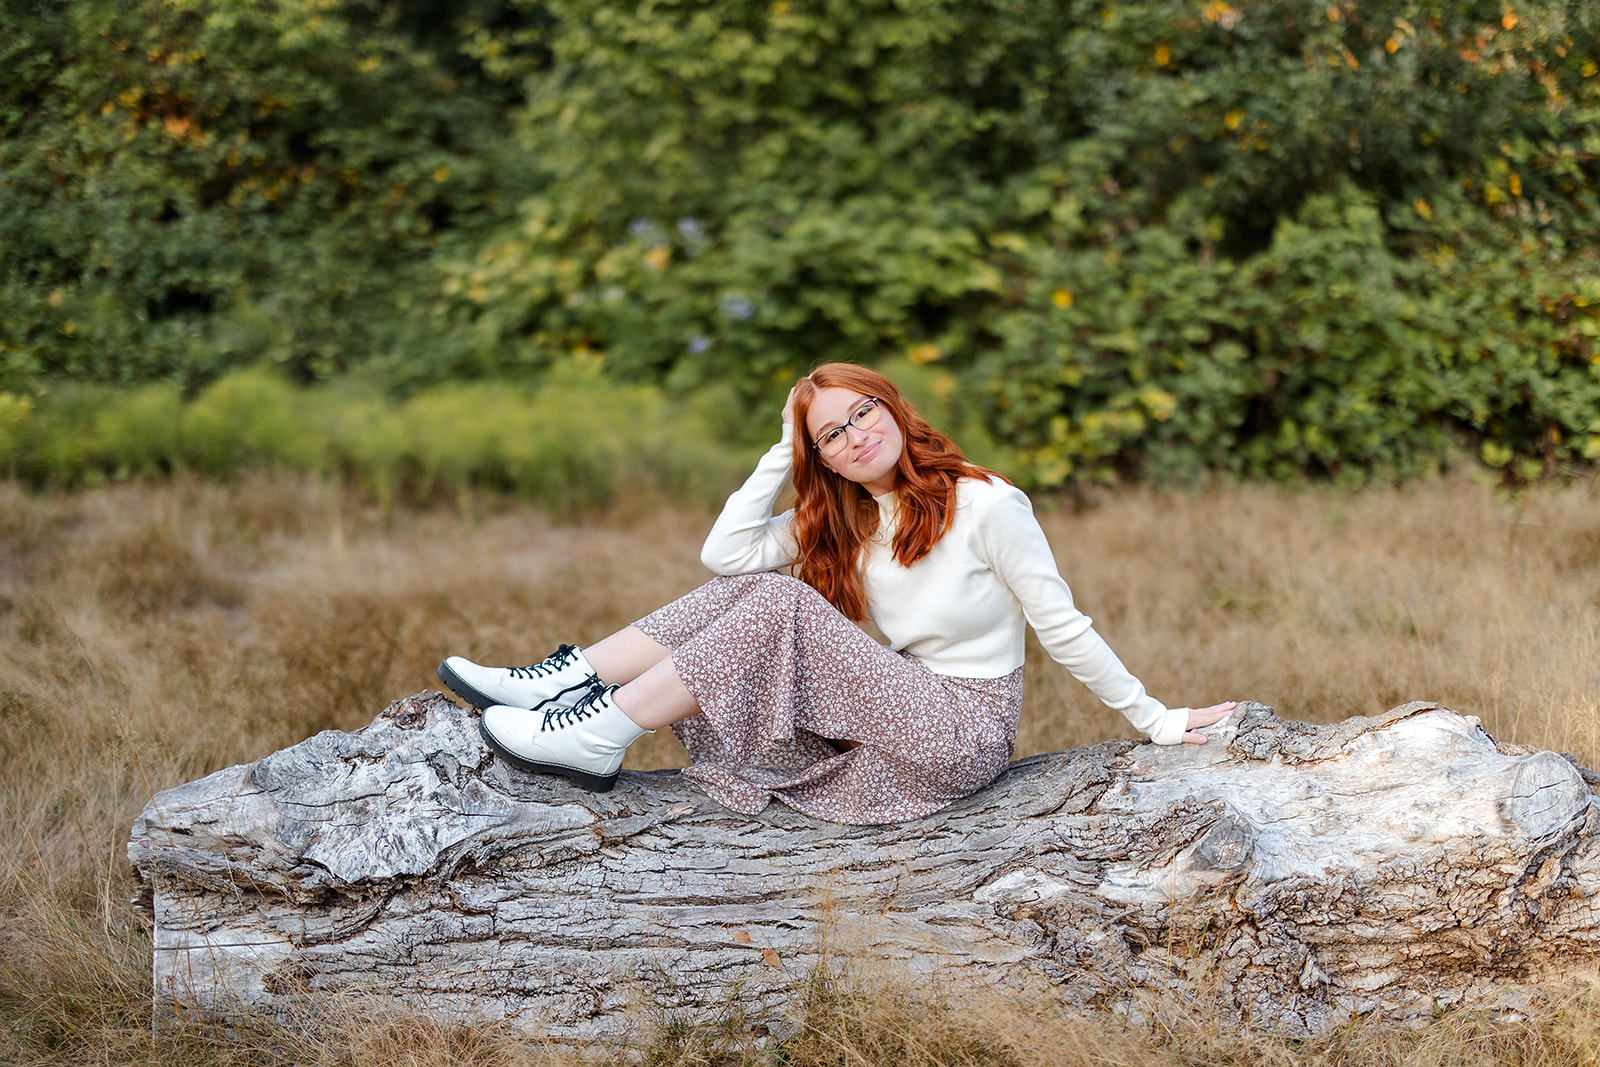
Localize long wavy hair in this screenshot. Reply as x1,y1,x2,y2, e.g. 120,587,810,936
790,363,1005,620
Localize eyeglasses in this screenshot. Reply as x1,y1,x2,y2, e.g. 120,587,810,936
812,397,884,457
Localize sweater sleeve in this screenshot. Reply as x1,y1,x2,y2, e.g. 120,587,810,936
974,482,1188,745
699,425,801,575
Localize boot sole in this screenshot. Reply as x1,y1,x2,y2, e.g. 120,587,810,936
477,714,620,793
437,660,497,710
437,660,595,713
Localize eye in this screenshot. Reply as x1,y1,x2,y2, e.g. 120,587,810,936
852,401,875,420
820,427,847,447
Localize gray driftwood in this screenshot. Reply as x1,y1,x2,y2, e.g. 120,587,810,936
129,693,1600,1042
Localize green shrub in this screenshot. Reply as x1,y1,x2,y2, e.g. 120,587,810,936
6,0,1598,486
94,384,185,478
181,370,324,475
21,384,113,486
0,393,33,476
0,0,526,392
978,181,1600,486
324,390,413,513
0,369,759,513
429,0,1600,483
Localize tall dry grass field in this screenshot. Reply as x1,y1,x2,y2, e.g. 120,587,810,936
2,471,1598,1066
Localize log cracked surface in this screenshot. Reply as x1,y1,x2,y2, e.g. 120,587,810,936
129,695,1600,1040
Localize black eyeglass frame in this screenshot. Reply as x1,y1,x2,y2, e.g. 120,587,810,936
811,397,884,456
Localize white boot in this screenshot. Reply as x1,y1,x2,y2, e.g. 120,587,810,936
438,643,599,712
479,684,648,792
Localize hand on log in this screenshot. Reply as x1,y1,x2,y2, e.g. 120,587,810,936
128,694,1600,1043
1183,700,1237,744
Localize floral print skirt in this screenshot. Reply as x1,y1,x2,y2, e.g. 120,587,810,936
633,572,1023,825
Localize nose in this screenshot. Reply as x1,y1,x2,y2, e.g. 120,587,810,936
842,423,873,450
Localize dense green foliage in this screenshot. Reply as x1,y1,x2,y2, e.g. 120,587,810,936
0,367,759,513
0,0,528,389
443,0,1600,484
4,0,1599,489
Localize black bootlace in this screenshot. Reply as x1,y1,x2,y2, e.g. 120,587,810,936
508,643,580,681
541,680,612,731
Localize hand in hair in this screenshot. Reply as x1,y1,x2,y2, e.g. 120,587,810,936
781,378,810,427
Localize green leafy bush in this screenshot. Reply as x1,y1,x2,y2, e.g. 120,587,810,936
0,0,527,392
431,0,1600,482
5,0,1598,488
1,369,759,514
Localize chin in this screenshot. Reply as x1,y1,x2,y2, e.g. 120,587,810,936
855,460,900,490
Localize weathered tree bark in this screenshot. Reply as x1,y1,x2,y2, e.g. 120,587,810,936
129,694,1600,1042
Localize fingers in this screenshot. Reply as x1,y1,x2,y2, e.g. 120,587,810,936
1181,700,1238,745
781,380,808,426
1186,700,1237,730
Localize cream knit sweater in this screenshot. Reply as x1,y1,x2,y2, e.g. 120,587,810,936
699,426,1188,745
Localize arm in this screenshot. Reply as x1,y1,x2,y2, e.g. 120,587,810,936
975,483,1191,745
699,424,801,575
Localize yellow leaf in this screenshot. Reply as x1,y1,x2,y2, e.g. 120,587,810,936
1509,173,1522,197
1413,198,1432,220
1224,109,1244,131
1052,288,1074,309
433,166,450,183
1139,387,1178,421
1385,37,1400,53
1502,10,1518,29
907,343,941,364
1154,44,1171,65
644,247,670,271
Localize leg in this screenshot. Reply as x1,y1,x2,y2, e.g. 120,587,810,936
583,626,673,688
645,573,1023,822
473,639,700,791
477,573,881,794
611,656,701,730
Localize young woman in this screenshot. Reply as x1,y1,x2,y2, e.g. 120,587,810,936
438,363,1234,825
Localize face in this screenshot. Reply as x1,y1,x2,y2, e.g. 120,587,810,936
804,386,904,497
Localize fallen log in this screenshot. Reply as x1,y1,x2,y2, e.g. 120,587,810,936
128,693,1600,1042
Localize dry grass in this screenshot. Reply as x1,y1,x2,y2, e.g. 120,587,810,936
1,469,1598,1065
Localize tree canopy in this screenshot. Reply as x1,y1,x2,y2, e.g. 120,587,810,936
3,0,1598,487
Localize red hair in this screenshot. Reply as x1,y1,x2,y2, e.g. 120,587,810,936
790,363,1006,620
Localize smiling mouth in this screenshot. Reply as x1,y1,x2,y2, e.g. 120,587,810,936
856,440,880,464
